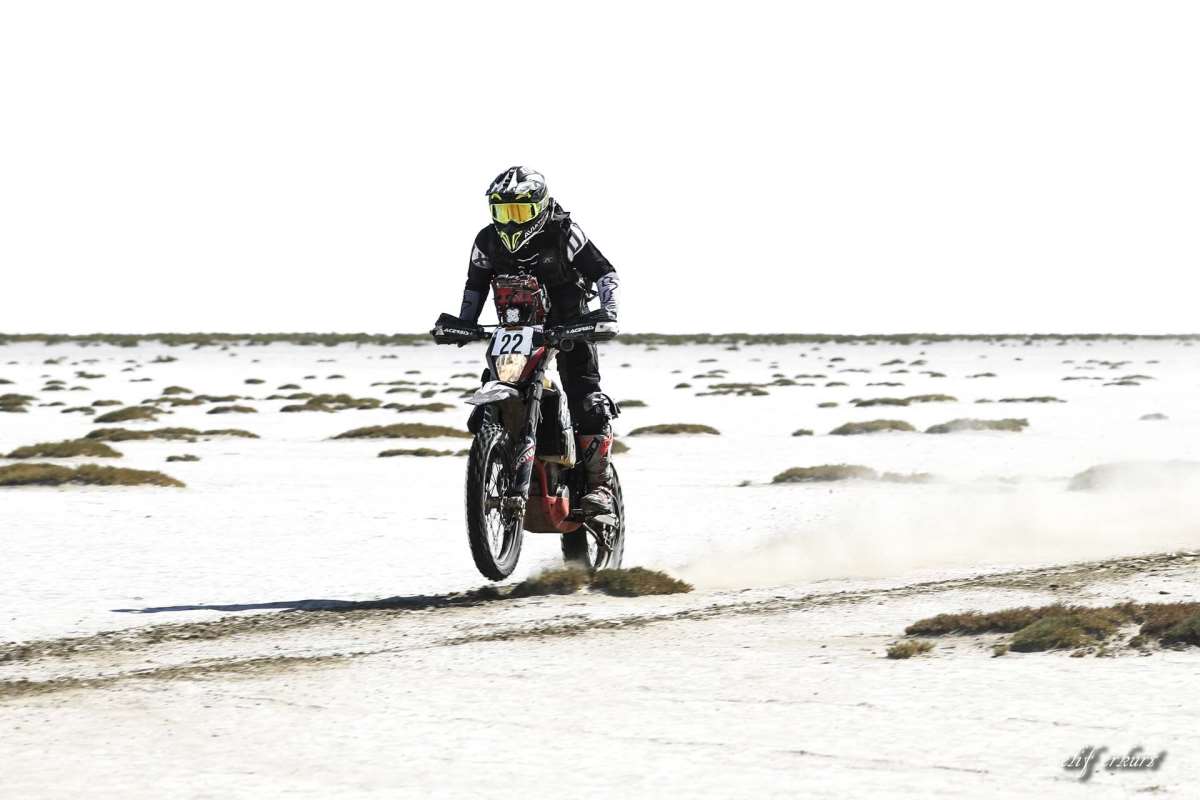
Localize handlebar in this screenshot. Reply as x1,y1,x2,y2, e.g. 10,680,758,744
430,314,616,347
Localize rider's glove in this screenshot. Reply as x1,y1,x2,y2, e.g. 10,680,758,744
584,309,619,341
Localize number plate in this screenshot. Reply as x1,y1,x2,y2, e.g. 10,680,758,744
490,327,535,356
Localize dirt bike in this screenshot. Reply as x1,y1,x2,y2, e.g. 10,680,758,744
431,312,625,581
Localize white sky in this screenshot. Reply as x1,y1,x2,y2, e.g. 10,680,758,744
1,1,1197,335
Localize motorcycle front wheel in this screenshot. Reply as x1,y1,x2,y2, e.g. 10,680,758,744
465,423,524,580
561,464,625,572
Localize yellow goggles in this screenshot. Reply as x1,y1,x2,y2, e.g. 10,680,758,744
490,198,547,225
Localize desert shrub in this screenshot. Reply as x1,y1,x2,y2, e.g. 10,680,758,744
851,397,909,407
194,394,242,403
967,372,997,378
673,382,692,389
162,386,192,395
791,429,813,437
93,406,162,424
378,447,468,457
158,397,204,407
0,393,35,413
280,394,382,412
278,383,301,390
332,423,471,440
817,401,838,408
829,420,915,435
1140,413,1168,421
86,427,258,442
384,402,455,413
628,423,720,436
618,399,647,408
244,378,265,384
886,640,934,659
906,394,956,403
590,567,692,596
0,463,184,488
166,454,200,463
612,439,630,454
698,386,768,397
925,418,1028,434
61,406,96,415
825,382,848,387
1009,607,1128,652
6,440,122,459
91,400,123,407
207,405,257,415
1105,380,1140,387
773,464,876,483
997,396,1064,404
509,568,590,597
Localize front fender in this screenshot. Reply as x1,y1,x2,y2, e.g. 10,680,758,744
466,381,520,406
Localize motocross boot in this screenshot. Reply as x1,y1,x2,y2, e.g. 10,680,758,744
577,433,615,516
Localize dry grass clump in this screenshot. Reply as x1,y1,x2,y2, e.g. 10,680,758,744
161,386,192,395
829,419,915,435
590,567,692,596
62,406,96,415
383,402,455,413
0,463,184,488
886,640,934,659
1,393,35,413
93,406,162,424
628,423,720,436
852,394,957,407
618,399,647,408
86,427,258,442
697,383,769,397
332,423,471,440
280,394,382,412
6,440,122,459
207,405,257,414
925,418,1028,434
378,447,468,457
851,397,908,408
509,567,591,597
773,464,875,483
166,454,200,463
903,602,1200,654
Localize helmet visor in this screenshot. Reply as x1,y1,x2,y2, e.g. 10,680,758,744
490,198,548,225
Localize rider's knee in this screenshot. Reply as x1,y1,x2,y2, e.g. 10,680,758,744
576,392,620,435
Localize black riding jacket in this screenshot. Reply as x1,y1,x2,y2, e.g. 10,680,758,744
458,203,619,326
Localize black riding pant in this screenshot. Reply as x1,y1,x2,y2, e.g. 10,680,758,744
556,341,606,435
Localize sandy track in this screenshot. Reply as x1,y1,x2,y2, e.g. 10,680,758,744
4,551,1197,797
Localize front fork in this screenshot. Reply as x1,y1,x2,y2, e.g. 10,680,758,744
507,373,545,508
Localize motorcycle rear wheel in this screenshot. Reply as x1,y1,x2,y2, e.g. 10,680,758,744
466,423,524,580
561,464,625,572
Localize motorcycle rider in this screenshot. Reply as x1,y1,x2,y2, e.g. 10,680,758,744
453,166,621,516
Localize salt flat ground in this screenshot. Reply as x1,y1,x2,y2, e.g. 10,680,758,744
2,336,1199,797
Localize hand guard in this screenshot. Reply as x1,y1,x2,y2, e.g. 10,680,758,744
583,309,618,341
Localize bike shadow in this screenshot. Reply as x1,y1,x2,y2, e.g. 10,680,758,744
111,591,497,615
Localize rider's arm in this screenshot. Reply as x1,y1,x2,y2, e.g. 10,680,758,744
459,233,492,324
566,222,619,319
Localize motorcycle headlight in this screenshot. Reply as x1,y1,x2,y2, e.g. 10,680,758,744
494,353,528,383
